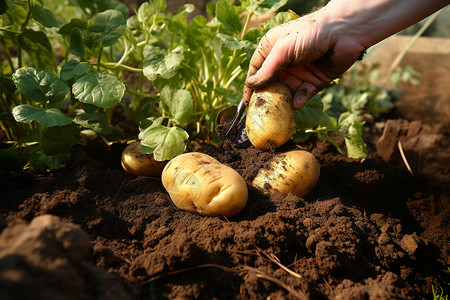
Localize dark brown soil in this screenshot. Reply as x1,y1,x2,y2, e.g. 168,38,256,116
0,111,449,299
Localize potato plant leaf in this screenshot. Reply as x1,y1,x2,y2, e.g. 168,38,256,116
12,105,73,127
59,18,88,34
73,112,112,134
137,0,167,24
338,112,367,158
40,124,79,155
70,29,86,58
143,45,184,81
138,116,165,134
294,96,324,129
32,5,60,28
88,9,126,47
141,125,188,161
73,71,125,108
60,59,90,81
17,29,57,72
344,121,367,159
160,87,193,126
246,0,288,15
217,33,244,50
28,150,66,172
216,0,242,34
12,67,69,104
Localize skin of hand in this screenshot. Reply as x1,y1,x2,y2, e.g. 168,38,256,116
244,0,449,110
244,10,365,109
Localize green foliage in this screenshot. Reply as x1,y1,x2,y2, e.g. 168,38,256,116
0,0,127,171
432,267,450,300
123,0,290,159
294,62,421,158
0,0,420,171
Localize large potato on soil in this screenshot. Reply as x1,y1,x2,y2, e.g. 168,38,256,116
252,149,320,197
121,141,167,177
161,152,248,217
246,82,294,150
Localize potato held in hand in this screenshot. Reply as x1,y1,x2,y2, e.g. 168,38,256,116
246,82,294,150
162,152,248,217
252,149,320,197
121,141,167,177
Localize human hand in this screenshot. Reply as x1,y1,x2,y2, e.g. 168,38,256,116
243,9,366,109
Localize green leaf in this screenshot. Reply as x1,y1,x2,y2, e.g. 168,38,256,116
12,105,73,127
345,121,367,159
264,11,291,27
137,0,167,23
178,3,194,14
338,111,357,131
247,0,288,15
186,15,208,47
139,116,165,133
294,96,324,129
84,31,103,50
217,33,244,50
160,87,193,125
40,124,79,155
141,125,188,161
70,29,85,57
17,29,57,72
88,9,126,47
216,0,242,34
143,45,184,81
12,67,69,104
60,59,90,81
28,150,66,172
73,71,125,108
58,18,88,34
73,112,112,134
32,5,60,28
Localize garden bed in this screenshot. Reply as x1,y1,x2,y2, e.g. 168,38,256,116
1,107,449,299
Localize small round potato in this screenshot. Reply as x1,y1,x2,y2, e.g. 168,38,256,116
252,149,320,197
161,152,248,217
246,82,294,150
121,141,167,177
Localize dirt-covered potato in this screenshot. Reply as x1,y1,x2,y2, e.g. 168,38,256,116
246,82,294,150
161,152,248,217
252,149,320,197
121,141,167,177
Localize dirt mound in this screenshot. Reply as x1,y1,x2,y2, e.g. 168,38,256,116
0,118,449,299
0,214,129,300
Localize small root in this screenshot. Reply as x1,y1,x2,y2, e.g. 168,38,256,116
397,140,414,175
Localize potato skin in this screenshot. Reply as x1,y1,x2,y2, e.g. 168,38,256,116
121,141,167,177
161,152,248,217
246,82,294,150
252,149,320,197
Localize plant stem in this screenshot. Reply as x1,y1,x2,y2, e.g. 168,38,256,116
0,27,21,34
21,0,33,30
97,48,103,71
240,11,254,40
101,62,143,72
